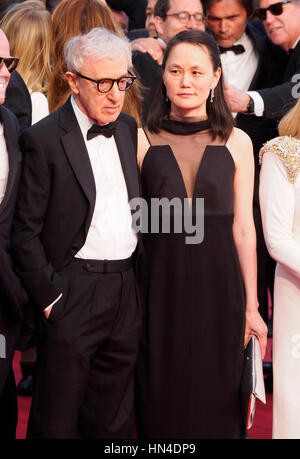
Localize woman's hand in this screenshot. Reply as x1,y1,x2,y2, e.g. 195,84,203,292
244,307,268,358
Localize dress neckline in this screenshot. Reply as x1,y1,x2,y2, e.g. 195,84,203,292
160,118,211,136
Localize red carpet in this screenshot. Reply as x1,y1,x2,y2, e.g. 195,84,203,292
13,342,273,440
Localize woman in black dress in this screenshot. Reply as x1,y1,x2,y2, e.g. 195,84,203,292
135,30,267,439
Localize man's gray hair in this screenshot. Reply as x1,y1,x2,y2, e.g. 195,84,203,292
64,27,132,72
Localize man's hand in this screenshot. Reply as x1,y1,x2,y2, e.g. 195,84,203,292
223,83,250,113
130,37,166,65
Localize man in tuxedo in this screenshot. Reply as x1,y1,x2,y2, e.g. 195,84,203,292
224,0,300,121
0,28,28,439
205,0,286,332
12,27,142,439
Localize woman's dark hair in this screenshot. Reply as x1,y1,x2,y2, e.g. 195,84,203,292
146,29,235,141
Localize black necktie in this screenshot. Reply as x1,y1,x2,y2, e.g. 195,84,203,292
86,121,117,140
219,44,245,55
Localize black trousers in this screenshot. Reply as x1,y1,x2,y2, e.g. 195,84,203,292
27,258,141,439
0,317,20,440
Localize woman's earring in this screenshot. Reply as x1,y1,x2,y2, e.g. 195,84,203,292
166,94,169,103
210,88,215,103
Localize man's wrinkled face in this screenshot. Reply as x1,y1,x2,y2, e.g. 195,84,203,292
66,55,128,125
259,0,300,51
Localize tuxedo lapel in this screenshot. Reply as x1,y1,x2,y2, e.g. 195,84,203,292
246,23,265,90
284,40,300,79
0,106,20,213
114,118,139,202
59,100,96,232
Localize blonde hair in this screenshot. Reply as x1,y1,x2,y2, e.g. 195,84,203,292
0,0,52,94
278,98,300,137
48,0,142,125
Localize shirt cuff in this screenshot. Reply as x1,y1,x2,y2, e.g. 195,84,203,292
247,91,264,117
44,293,62,312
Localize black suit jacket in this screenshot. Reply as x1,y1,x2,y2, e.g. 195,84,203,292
0,105,27,328
257,38,300,119
12,99,141,312
235,22,288,209
3,71,32,132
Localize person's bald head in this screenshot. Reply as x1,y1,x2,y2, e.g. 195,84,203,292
0,28,10,54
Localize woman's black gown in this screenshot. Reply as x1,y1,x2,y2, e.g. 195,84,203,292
136,120,245,439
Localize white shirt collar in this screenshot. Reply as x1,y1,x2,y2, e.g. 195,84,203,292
292,36,300,49
233,31,252,49
70,95,94,136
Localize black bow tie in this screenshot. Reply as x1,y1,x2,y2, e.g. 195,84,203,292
219,44,245,55
87,121,117,140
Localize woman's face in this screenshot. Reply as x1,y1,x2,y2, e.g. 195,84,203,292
163,42,221,119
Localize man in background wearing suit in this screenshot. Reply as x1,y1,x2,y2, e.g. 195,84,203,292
224,0,300,123
0,28,28,439
205,0,286,342
12,27,142,439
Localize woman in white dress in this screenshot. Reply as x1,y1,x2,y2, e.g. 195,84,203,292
0,0,51,124
259,98,300,439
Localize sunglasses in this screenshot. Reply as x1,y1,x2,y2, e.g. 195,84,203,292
254,0,291,21
0,56,19,73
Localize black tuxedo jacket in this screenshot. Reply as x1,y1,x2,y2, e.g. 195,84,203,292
235,22,288,209
12,99,141,312
257,38,300,119
0,105,27,328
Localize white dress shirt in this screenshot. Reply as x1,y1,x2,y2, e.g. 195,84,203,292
220,32,264,117
0,122,9,204
71,96,137,261
221,32,258,91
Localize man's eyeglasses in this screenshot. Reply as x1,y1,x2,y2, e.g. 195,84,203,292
254,0,291,21
74,71,136,93
0,56,19,73
165,11,205,25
